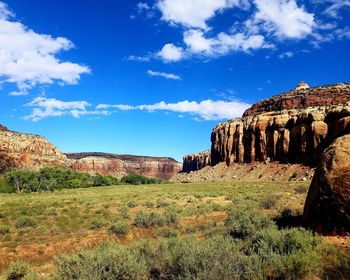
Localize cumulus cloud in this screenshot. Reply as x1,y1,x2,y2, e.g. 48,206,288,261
0,1,90,95
24,97,108,121
253,0,315,39
157,0,249,29
157,43,184,62
97,99,250,121
147,70,181,80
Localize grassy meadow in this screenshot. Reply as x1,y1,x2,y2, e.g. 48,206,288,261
0,181,349,279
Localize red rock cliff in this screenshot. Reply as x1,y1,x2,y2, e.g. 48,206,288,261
183,83,350,172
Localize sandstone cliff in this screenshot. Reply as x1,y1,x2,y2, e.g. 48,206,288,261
66,153,182,180
183,83,350,172
0,128,181,180
0,129,67,172
182,151,211,172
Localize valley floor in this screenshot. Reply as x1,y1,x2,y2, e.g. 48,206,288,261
0,181,349,278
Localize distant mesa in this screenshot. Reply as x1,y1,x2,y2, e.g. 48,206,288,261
0,128,181,180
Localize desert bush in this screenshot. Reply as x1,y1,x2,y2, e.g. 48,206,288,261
321,245,350,279
108,222,130,236
134,211,165,228
6,261,37,280
163,208,179,225
260,194,280,209
90,219,107,230
53,243,149,280
156,198,169,208
225,209,275,239
0,225,10,235
251,227,323,279
119,206,130,218
15,217,37,229
145,201,154,208
295,184,309,194
127,201,138,208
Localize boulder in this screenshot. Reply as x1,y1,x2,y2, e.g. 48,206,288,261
303,135,350,234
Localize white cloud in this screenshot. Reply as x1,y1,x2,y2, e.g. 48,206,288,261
183,29,267,57
0,2,90,94
157,0,248,29
157,43,184,62
127,55,151,62
147,70,181,80
278,51,294,59
97,99,250,121
315,0,350,18
253,0,315,39
24,97,108,121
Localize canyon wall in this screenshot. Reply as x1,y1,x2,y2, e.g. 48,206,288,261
183,83,350,172
182,150,211,172
67,153,182,180
0,131,181,180
0,129,67,172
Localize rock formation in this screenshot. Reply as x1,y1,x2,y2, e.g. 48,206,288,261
303,135,350,234
183,83,350,172
182,151,211,172
0,129,67,172
0,128,182,180
67,153,182,180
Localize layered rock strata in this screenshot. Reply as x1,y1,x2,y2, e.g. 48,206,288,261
182,151,211,172
67,153,182,180
183,83,350,172
0,129,67,172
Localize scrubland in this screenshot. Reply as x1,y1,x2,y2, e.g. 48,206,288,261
0,181,349,279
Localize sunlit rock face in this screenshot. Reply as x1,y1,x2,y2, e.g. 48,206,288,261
304,134,350,234
184,83,350,172
0,129,67,172
67,153,182,180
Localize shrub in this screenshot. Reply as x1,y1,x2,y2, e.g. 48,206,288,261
15,217,37,229
90,219,107,230
295,185,309,194
6,261,33,280
127,201,138,208
108,222,130,236
251,228,323,279
145,201,154,208
53,244,148,280
281,207,293,218
0,225,10,235
134,211,164,228
260,194,280,209
156,198,169,208
163,208,179,225
119,206,130,219
225,209,275,239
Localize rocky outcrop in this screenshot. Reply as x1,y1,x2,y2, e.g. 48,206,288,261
183,83,350,172
67,153,182,180
183,150,211,172
303,135,350,234
0,128,181,180
0,129,67,172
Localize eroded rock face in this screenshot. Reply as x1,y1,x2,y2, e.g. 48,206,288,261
67,153,182,180
0,129,67,171
303,135,350,234
184,83,350,172
183,151,211,172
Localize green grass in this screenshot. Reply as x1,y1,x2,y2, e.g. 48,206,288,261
0,180,328,277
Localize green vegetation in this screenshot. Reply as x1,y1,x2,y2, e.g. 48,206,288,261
121,173,162,185
0,181,348,279
0,168,162,193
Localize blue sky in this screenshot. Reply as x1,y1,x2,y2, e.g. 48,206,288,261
0,0,349,161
